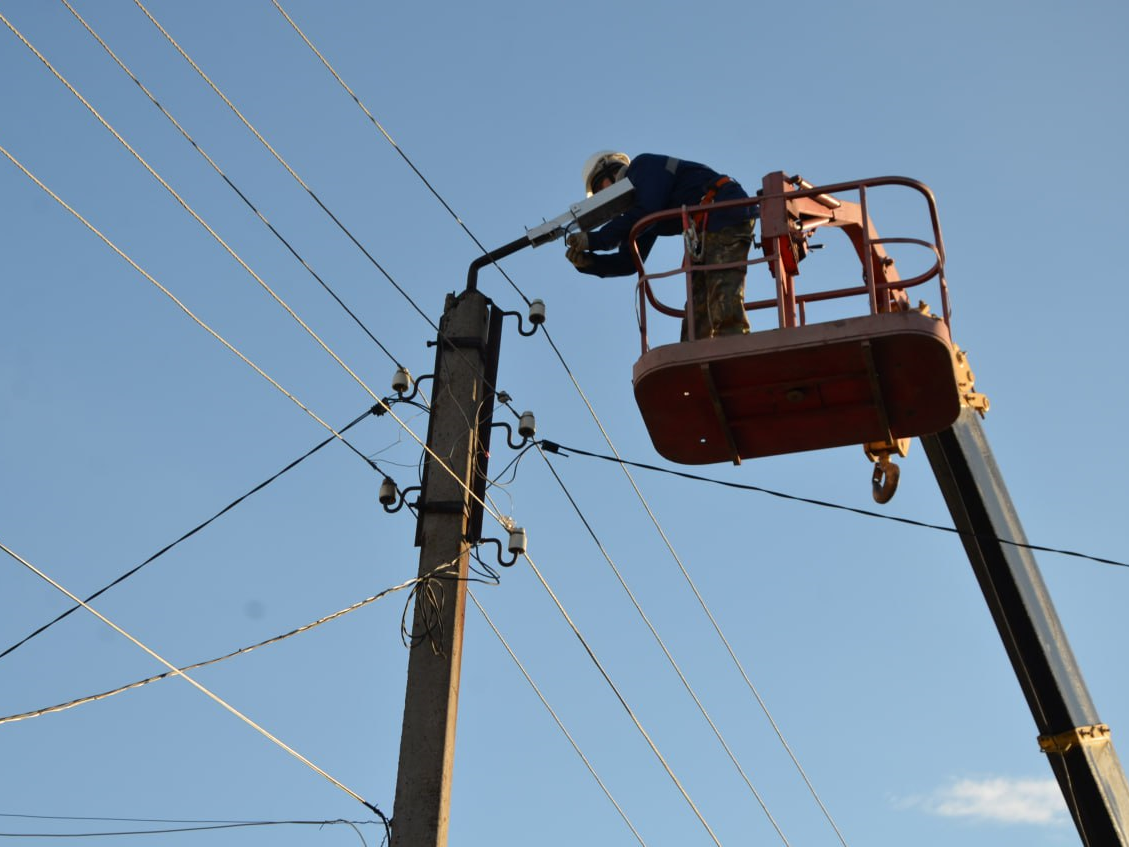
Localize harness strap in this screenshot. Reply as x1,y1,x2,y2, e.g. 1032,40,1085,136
692,175,732,231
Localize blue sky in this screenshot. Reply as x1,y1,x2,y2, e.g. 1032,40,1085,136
1,2,1127,845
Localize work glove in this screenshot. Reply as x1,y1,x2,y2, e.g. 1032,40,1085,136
566,232,589,251
566,243,592,269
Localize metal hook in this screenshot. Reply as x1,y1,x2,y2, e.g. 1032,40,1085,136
871,457,900,504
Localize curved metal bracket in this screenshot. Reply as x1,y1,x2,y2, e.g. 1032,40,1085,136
477,536,519,568
488,420,533,450
487,410,535,450
494,304,544,337
388,374,434,406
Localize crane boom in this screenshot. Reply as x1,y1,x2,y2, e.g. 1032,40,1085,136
922,408,1129,843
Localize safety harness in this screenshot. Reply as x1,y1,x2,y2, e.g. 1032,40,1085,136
685,175,733,258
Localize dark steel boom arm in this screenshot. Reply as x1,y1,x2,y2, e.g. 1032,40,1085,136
923,408,1129,844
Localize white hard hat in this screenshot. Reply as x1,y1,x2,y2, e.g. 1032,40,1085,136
581,150,631,196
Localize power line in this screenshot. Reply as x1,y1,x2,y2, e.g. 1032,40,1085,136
533,444,792,844
57,0,407,373
24,3,519,538
0,405,383,662
530,341,853,847
0,818,377,843
0,541,389,822
269,0,532,308
130,0,442,337
0,813,369,824
128,0,523,432
467,590,649,847
0,145,504,533
1,12,398,423
542,440,1129,570
0,143,365,453
0,563,452,727
257,13,841,836
515,547,725,847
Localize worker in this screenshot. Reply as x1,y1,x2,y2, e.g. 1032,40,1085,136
565,151,757,339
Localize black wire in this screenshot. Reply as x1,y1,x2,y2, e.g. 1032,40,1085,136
0,406,383,662
61,0,405,372
0,818,377,839
0,813,361,824
540,440,1129,570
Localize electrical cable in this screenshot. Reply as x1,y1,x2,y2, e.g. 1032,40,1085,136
0,566,435,727
269,0,531,308
254,15,832,834
9,15,812,839
534,444,791,845
0,142,359,455
242,14,843,839
0,540,389,823
515,548,725,847
175,0,523,437
0,819,375,844
57,0,408,375
233,18,822,835
532,335,852,847
1,14,406,429
467,590,648,847
6,8,516,540
0,144,503,532
0,404,381,662
130,0,443,338
542,440,1129,570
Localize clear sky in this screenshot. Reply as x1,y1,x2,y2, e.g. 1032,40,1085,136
2,2,1127,846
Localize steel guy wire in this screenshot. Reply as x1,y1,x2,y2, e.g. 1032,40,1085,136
533,445,791,845
536,326,851,847
0,145,504,531
57,0,409,377
515,547,725,847
1,14,410,430
467,590,648,847
0,564,452,727
269,0,531,309
0,405,383,663
0,540,388,822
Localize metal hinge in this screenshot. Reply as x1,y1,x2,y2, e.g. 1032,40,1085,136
952,344,990,416
1038,723,1112,755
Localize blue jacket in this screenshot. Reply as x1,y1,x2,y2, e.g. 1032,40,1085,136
579,153,756,278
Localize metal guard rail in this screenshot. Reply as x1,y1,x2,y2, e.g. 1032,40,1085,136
627,175,949,353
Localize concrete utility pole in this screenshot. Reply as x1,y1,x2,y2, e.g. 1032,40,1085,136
391,289,492,847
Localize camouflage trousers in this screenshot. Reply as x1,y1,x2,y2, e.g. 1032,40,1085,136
687,219,753,340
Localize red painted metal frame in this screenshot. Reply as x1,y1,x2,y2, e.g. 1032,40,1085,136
630,174,950,354
629,174,960,465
